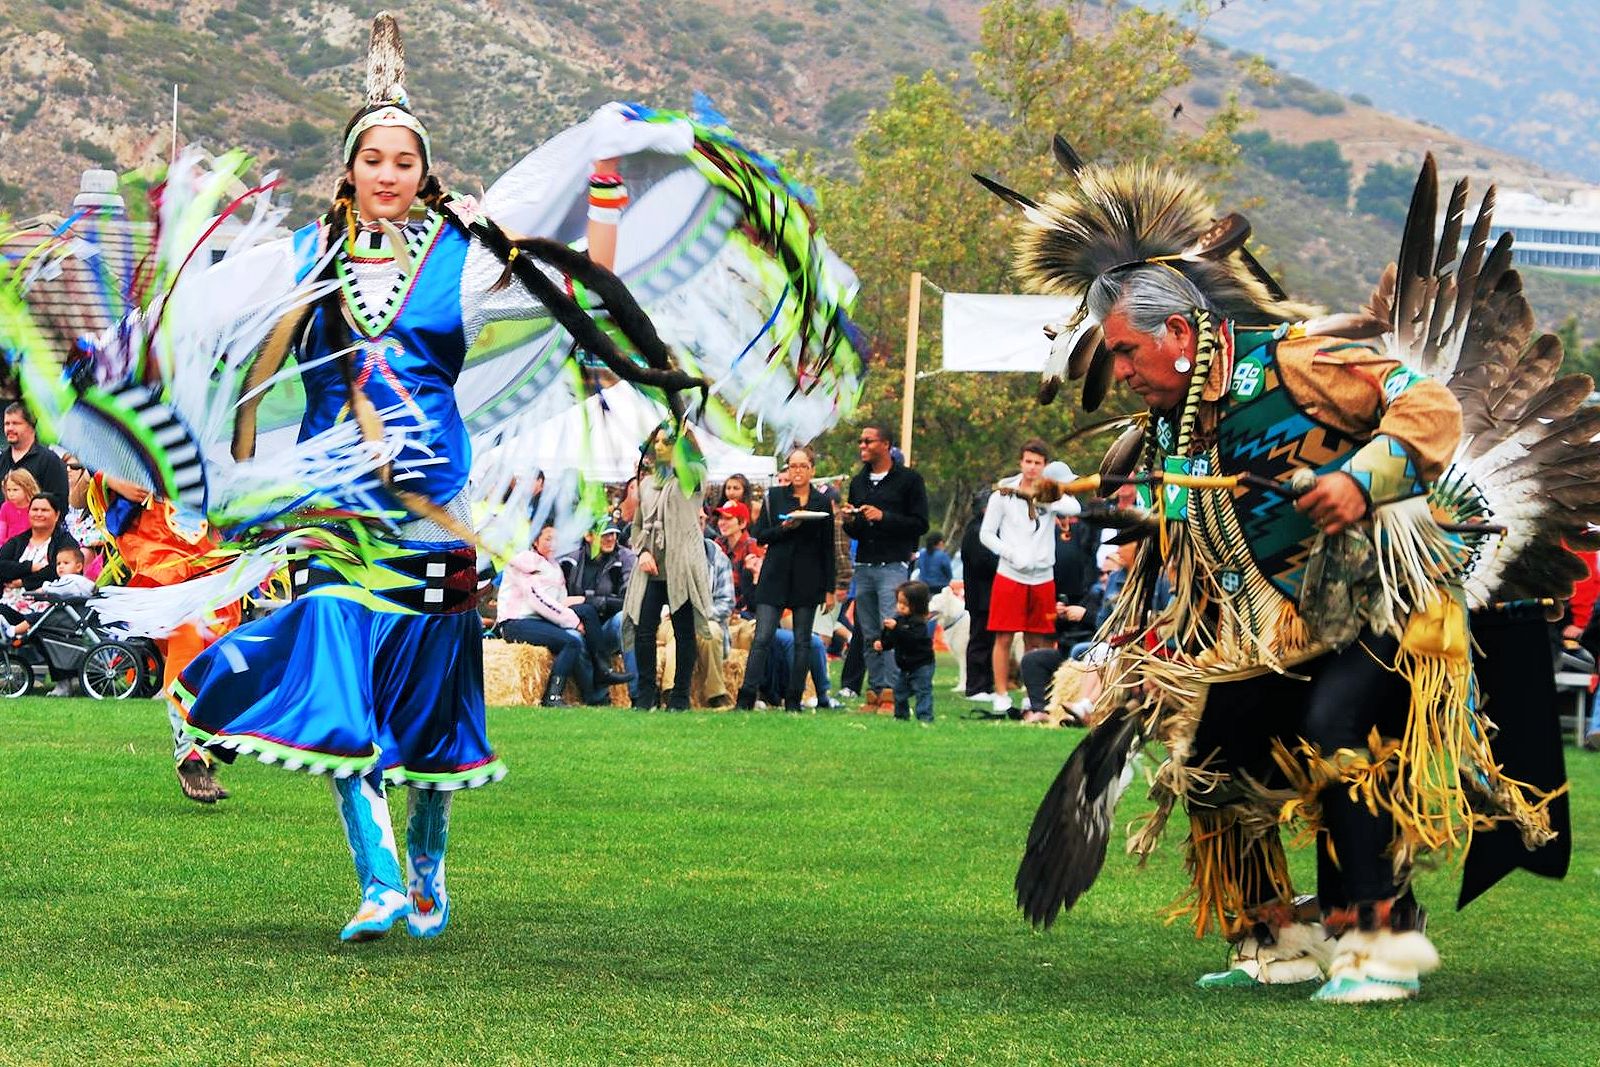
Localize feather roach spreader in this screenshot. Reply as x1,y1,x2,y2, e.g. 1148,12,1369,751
975,134,1318,410
979,143,1582,1004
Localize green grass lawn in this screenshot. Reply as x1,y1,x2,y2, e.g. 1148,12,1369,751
3,674,1596,1066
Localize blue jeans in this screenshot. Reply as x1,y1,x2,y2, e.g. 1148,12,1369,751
893,662,935,722
855,562,907,691
501,617,584,679
806,630,829,699
602,613,636,702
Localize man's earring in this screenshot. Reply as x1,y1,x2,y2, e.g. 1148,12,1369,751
1173,356,1193,373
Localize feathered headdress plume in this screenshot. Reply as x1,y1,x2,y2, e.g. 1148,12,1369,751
976,138,1319,410
364,11,408,107
342,11,431,165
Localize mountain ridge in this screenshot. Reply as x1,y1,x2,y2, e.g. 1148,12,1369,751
4,0,1599,335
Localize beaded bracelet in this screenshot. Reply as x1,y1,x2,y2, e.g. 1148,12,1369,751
588,172,629,224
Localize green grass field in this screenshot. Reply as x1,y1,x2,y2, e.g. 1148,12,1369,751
3,675,1596,1066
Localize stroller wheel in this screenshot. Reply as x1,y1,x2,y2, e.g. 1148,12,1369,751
80,641,145,700
0,650,31,698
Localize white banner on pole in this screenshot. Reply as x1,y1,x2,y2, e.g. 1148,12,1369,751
941,293,1080,372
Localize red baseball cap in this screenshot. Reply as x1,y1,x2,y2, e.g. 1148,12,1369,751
715,501,751,525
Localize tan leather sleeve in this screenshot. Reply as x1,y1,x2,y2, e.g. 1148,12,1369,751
1274,336,1462,484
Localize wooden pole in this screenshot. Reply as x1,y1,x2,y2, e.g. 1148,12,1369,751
901,271,921,466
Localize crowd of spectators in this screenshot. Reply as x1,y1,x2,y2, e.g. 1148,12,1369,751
19,395,1600,747
0,405,116,694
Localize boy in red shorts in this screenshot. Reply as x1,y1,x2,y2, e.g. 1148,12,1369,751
979,438,1078,715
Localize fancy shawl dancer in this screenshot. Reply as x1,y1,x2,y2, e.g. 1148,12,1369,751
4,17,862,943
171,13,711,942
978,142,1582,1002
1,11,700,943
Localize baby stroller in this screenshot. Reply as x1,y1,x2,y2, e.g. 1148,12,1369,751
0,593,164,700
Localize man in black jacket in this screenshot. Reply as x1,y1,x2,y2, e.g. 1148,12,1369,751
842,422,929,710
0,404,68,509
560,523,636,704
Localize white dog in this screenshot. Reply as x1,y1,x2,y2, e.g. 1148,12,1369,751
929,583,970,691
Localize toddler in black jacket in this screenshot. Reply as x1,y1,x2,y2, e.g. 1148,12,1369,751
874,580,935,722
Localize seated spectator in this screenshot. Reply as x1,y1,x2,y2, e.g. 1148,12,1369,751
0,495,82,696
715,499,764,620
10,545,96,634
38,544,95,599
1019,509,1102,723
713,472,752,521
559,521,637,704
497,524,589,707
615,476,640,548
0,493,79,601
1567,548,1600,750
699,519,736,707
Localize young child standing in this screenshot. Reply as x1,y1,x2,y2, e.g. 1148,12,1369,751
875,579,936,723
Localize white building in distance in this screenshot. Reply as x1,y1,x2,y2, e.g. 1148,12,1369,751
1485,188,1600,272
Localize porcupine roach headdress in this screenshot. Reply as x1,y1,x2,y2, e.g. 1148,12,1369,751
975,136,1320,411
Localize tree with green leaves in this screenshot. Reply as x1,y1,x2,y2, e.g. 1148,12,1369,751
1553,314,1600,383
804,0,1248,533
1355,161,1415,226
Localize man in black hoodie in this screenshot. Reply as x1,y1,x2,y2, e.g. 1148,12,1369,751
842,422,929,710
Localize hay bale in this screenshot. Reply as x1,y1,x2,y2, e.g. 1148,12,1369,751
722,647,748,704
657,642,750,707
484,638,629,706
483,639,542,705
1045,658,1101,725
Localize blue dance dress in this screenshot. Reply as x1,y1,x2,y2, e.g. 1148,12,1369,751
172,214,532,789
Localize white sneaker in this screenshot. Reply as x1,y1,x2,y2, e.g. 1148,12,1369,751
838,688,858,699
966,691,994,702
802,697,818,708
48,682,72,698
992,694,1014,714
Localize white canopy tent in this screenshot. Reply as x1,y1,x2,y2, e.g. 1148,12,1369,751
490,382,776,483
